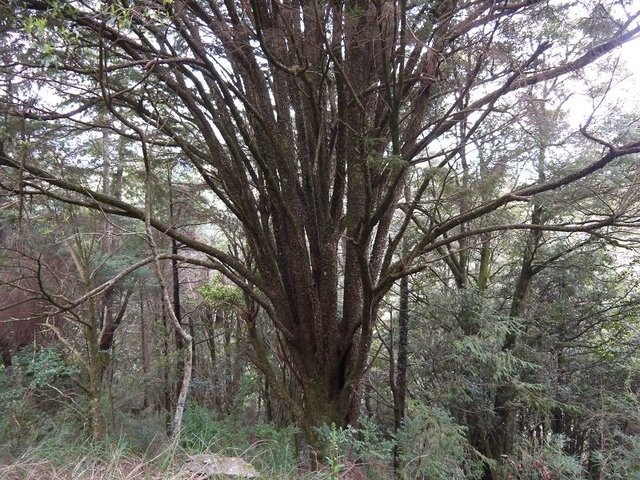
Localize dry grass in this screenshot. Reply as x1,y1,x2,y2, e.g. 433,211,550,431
0,457,385,480
0,450,382,479
0,435,387,480
0,445,206,480
0,446,310,480
0,459,220,479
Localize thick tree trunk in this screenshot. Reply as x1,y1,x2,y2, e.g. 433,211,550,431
246,308,367,463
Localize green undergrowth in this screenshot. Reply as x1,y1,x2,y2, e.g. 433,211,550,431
181,403,301,477
4,348,624,479
1,401,326,479
0,400,389,479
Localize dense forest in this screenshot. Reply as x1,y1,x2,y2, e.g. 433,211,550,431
2,1,640,479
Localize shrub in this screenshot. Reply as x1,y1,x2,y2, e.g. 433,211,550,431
315,415,393,480
504,435,583,480
0,346,81,455
396,403,484,480
181,403,299,475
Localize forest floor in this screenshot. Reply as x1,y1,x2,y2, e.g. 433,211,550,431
0,445,373,480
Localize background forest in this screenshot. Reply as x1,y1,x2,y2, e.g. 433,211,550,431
2,1,640,479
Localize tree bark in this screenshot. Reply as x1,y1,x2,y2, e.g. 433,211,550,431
392,273,409,473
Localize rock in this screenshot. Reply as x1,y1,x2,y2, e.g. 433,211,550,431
184,453,260,478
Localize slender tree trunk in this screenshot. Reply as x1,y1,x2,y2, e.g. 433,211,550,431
161,300,173,431
393,273,409,473
140,293,150,409
86,321,105,441
486,204,543,479
171,236,184,398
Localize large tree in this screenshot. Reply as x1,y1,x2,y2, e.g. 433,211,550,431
2,0,640,452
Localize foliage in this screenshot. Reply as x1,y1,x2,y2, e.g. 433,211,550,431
316,415,393,479
505,435,584,480
181,403,299,475
0,346,82,456
396,403,484,480
199,277,244,309
19,345,80,387
591,433,640,480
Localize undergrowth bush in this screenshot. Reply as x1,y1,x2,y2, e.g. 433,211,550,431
316,415,392,479
181,403,299,475
0,346,82,456
504,435,584,480
588,432,640,480
396,402,484,480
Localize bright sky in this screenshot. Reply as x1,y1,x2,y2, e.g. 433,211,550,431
620,35,640,81
560,33,640,132
600,35,640,121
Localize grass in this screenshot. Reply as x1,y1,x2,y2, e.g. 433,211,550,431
0,434,364,479
0,373,380,480
0,351,383,478
0,440,387,479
